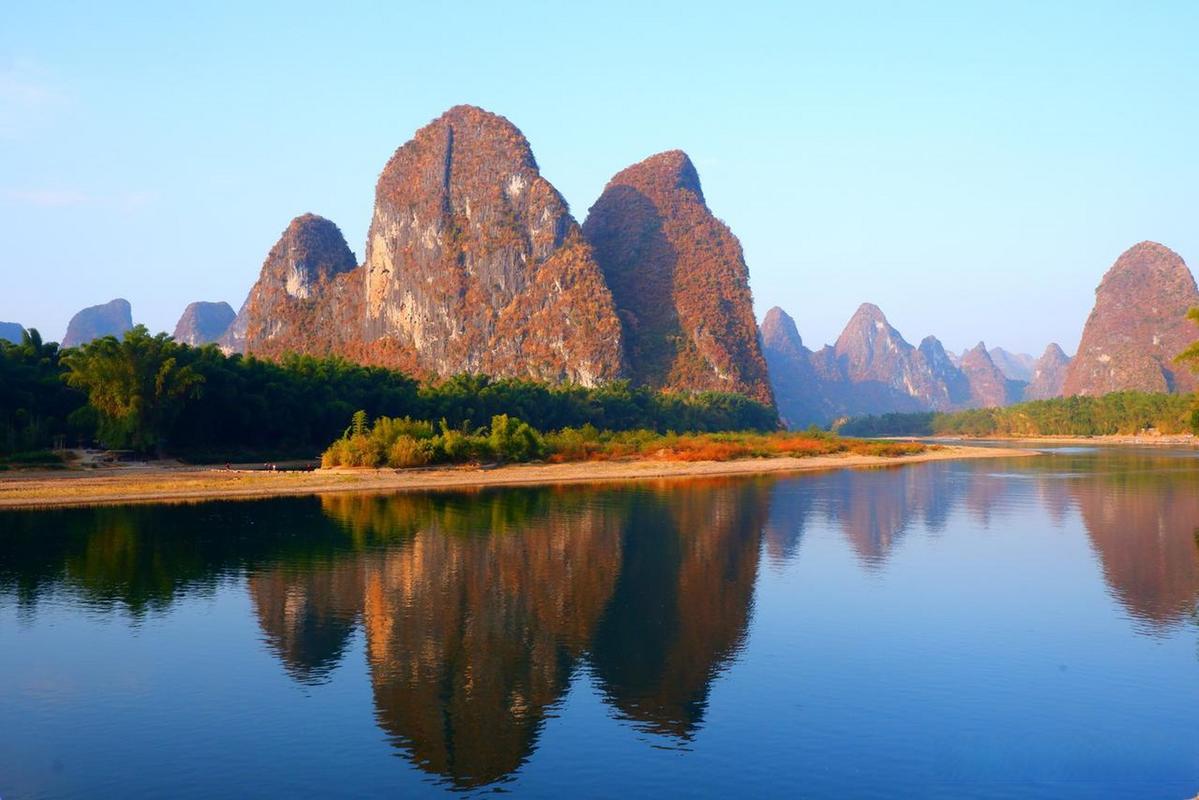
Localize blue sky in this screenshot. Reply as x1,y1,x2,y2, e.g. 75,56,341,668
2,1,1196,355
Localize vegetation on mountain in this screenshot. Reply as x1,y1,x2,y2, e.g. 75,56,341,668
583,150,773,404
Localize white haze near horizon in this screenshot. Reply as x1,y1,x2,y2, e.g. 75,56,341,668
2,2,1197,357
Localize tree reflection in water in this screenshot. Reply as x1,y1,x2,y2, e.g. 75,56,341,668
2,448,1198,787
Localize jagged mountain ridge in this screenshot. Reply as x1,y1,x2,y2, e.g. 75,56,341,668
763,304,1034,427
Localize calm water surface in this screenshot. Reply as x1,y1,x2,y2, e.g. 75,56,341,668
2,447,1198,798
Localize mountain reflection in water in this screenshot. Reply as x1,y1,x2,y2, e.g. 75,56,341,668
1,448,1197,790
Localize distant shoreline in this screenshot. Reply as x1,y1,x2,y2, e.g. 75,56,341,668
929,433,1197,448
0,445,1036,510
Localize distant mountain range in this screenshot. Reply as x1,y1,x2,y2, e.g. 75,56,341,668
36,106,1199,427
764,240,1198,426
761,304,1044,427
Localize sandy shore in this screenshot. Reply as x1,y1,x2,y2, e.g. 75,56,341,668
0,445,1036,510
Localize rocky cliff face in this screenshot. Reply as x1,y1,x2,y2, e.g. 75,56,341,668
220,214,360,359
1024,343,1071,400
959,342,1020,407
223,106,778,398
172,301,235,346
1062,241,1199,396
62,298,132,347
583,151,773,405
0,321,24,344
362,105,624,385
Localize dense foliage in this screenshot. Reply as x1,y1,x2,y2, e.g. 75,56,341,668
0,327,777,460
0,330,88,454
837,392,1196,438
322,413,923,469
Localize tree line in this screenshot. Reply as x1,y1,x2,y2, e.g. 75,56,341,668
0,326,778,460
837,392,1196,438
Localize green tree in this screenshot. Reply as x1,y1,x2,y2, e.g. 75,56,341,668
63,326,203,453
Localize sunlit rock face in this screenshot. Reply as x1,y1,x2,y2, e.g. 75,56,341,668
1062,241,1199,396
62,298,132,347
583,151,774,405
220,214,360,358
362,105,625,385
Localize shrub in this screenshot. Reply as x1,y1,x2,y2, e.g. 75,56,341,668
388,435,431,468
488,414,544,462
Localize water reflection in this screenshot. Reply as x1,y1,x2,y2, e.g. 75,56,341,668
2,448,1198,788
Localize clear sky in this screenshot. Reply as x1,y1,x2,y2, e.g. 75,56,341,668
2,1,1196,356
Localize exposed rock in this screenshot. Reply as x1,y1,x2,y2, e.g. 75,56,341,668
0,321,24,344
988,347,1036,382
363,104,624,385
62,298,132,347
172,301,236,346
583,150,773,404
1062,241,1199,396
1024,343,1071,400
220,214,360,359
959,342,1021,407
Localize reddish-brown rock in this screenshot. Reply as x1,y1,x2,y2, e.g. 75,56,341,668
1062,241,1199,396
363,105,624,385
1024,343,1071,400
583,151,773,405
220,214,361,359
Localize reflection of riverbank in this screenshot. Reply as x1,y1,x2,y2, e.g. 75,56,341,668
0,444,1035,509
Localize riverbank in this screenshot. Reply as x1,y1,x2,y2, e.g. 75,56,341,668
0,445,1036,509
932,432,1197,447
